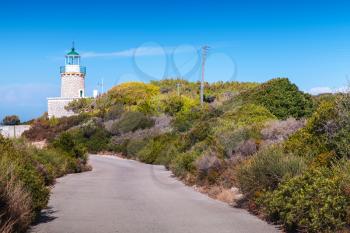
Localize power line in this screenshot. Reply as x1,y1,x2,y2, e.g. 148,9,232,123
200,45,209,106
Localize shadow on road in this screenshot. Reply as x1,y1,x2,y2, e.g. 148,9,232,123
32,206,58,225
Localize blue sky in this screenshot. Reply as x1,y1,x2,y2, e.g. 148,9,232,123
1,0,350,121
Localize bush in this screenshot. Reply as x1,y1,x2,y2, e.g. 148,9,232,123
110,112,155,135
172,107,202,132
126,139,148,158
107,136,129,155
213,126,254,158
104,104,124,121
242,78,314,119
137,134,179,165
2,115,20,125
236,146,306,198
0,162,32,233
261,118,305,144
221,104,276,127
187,121,211,145
24,114,89,141
161,95,185,116
195,152,221,184
107,82,160,107
330,93,350,158
0,138,49,214
284,102,338,158
32,147,78,184
170,151,199,178
65,98,94,114
234,139,258,157
52,132,87,160
137,138,164,164
0,131,92,233
259,165,350,232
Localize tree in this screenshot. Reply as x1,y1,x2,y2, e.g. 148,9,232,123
2,115,20,125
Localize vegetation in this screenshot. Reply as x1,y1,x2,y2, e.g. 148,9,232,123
0,132,89,232
2,115,20,125
240,78,315,119
19,77,350,232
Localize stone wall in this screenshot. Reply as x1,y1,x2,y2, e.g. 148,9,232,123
0,125,31,138
47,97,78,118
61,74,85,98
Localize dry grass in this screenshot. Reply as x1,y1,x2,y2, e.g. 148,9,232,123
216,189,235,204
193,185,243,205
31,140,47,149
0,173,32,233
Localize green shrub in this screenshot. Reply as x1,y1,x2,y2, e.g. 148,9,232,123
104,104,124,120
283,99,348,159
107,82,160,107
107,136,129,155
136,134,179,165
137,138,163,164
236,146,306,198
111,111,155,135
31,148,77,184
84,128,110,153
259,166,350,232
0,137,49,215
24,114,89,141
213,126,252,158
172,110,198,132
195,152,222,184
187,121,211,145
161,95,186,116
170,151,199,177
2,115,20,125
65,98,94,114
242,78,314,119
221,104,277,127
331,93,350,158
0,162,32,233
126,139,148,158
154,143,179,167
283,127,327,158
52,132,87,159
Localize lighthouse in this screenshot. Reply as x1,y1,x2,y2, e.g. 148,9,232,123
47,44,87,118
61,45,86,98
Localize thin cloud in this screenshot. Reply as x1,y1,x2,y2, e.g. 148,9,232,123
307,86,348,95
0,83,58,106
81,45,198,58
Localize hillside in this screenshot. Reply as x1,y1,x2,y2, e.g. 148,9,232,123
22,77,350,232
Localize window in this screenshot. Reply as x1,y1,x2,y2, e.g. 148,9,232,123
80,90,83,97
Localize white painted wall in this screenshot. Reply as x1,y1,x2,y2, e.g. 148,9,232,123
65,65,80,73
0,125,31,138
47,97,78,118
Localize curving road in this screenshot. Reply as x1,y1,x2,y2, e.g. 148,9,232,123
30,155,279,233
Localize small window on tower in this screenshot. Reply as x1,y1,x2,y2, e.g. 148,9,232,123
80,90,83,97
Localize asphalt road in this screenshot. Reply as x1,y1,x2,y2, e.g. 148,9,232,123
30,155,279,233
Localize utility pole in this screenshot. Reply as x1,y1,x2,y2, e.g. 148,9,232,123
101,78,104,94
98,78,104,95
176,83,181,96
200,45,209,106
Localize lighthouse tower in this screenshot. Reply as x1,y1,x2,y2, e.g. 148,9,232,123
61,45,86,98
47,44,87,118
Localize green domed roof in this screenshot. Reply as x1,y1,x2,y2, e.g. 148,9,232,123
67,47,79,56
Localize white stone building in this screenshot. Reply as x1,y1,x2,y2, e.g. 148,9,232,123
48,45,86,118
